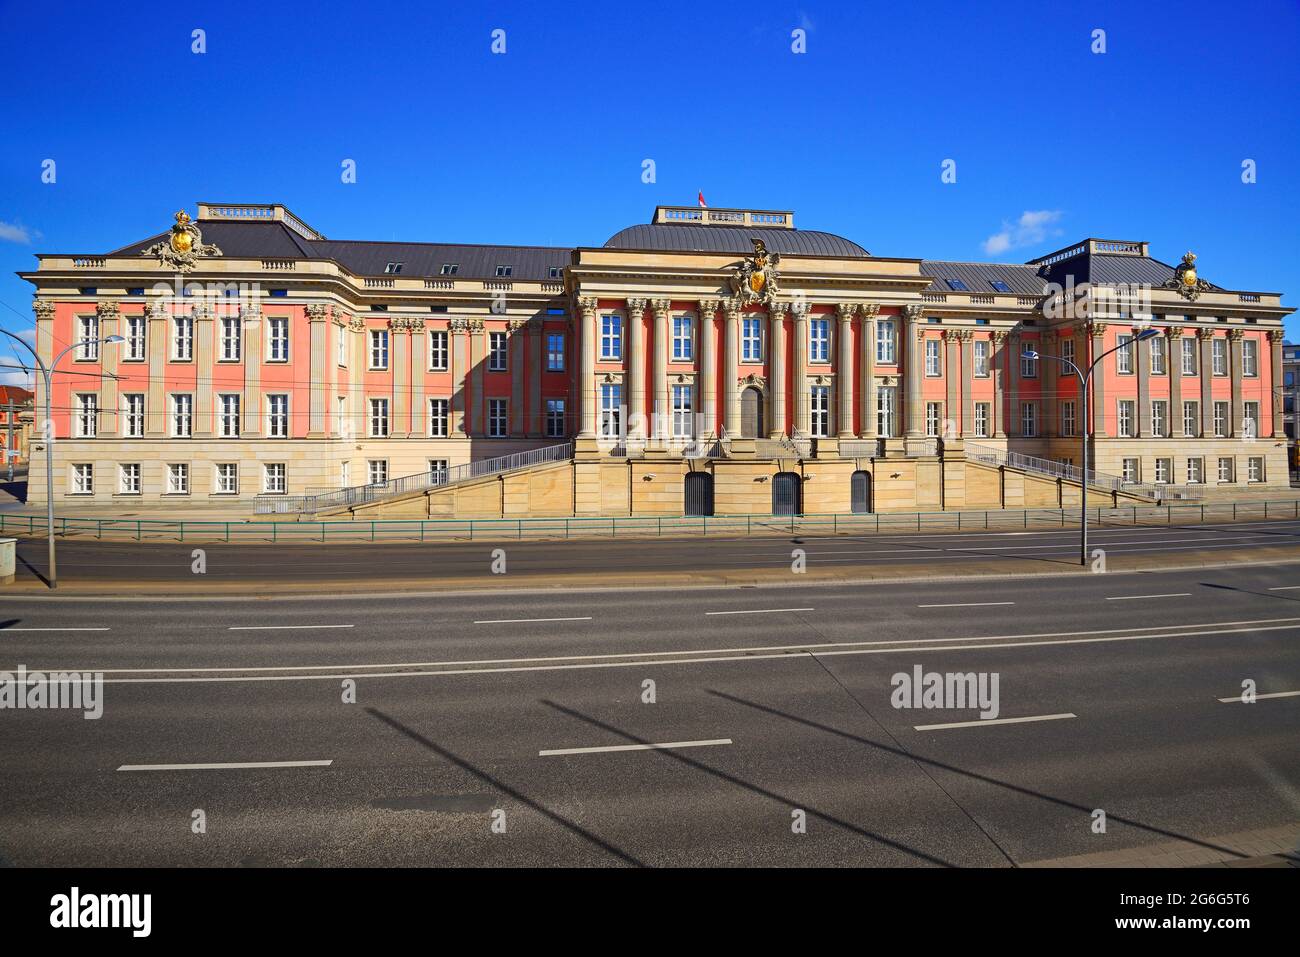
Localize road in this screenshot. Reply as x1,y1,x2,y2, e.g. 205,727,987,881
1,559,1297,866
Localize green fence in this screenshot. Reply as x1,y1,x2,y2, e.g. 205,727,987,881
1,499,1298,544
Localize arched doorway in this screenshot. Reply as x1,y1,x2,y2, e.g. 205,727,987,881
772,471,802,516
851,470,873,513
684,472,714,517
740,386,764,439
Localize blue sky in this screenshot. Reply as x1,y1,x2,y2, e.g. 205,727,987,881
1,0,1297,384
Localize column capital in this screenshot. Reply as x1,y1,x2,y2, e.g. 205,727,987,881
1165,326,1184,339
348,316,365,332
1267,328,1286,342
332,306,352,326
239,304,263,321
836,302,856,322
144,301,168,320
902,303,924,323
450,317,470,334
1226,328,1245,341
948,328,974,342
791,300,809,320
650,298,671,317
698,298,719,317
990,330,1008,343
1196,326,1216,340
625,297,646,316
32,298,55,322
191,304,214,321
576,295,598,316
506,318,527,333
95,300,121,320
723,296,744,319
1087,321,1106,340
305,303,329,322
860,303,881,319
768,301,789,318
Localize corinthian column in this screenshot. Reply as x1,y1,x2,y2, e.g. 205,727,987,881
836,303,855,438
859,304,878,438
1167,327,1183,437
903,304,924,438
723,297,741,433
792,301,809,434
625,298,646,442
698,299,718,438
651,298,671,445
577,297,597,437
768,302,788,437
1269,329,1286,436
990,331,1007,438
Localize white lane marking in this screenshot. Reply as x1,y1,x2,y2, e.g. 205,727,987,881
704,607,814,616
914,713,1077,732
473,616,593,624
117,760,333,772
539,738,732,757
1217,690,1300,703
917,602,1015,608
227,624,354,631
21,616,1300,677
0,627,111,632
1105,593,1192,601
1268,586,1300,591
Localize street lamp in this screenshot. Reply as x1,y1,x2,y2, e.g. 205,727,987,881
0,328,124,589
1024,326,1160,566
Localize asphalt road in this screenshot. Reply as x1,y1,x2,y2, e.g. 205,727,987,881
0,561,1297,866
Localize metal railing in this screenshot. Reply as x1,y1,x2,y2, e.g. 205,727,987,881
963,441,1191,501
255,441,574,514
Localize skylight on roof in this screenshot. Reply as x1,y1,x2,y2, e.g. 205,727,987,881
440,263,459,275
945,278,969,291
495,265,513,278
989,280,1012,293
384,262,403,274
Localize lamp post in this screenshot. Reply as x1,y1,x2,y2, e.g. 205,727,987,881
0,329,124,589
1025,326,1160,566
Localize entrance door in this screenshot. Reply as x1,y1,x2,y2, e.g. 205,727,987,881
772,471,801,515
850,470,872,513
684,472,714,517
740,387,764,439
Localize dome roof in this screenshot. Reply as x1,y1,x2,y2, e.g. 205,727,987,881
604,223,869,258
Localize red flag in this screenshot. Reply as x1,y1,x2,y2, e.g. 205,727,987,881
698,191,707,208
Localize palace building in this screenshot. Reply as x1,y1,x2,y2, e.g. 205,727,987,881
19,202,1293,516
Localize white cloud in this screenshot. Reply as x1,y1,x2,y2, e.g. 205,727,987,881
0,369,32,387
0,220,38,244
983,210,1064,257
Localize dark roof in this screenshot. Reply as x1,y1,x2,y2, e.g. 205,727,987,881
923,248,1224,297
110,221,572,281
604,223,870,258
0,385,33,404
920,261,1046,296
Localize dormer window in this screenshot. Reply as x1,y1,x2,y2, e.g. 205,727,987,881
440,263,459,276
495,265,513,278
548,266,563,280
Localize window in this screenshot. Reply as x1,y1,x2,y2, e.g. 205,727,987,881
429,398,448,437
810,386,830,437
989,280,1012,293
171,394,193,437
220,316,241,361
119,393,144,438
1061,337,1076,369
671,384,693,438
1151,400,1167,438
672,316,693,361
1150,337,1166,374
76,315,99,360
1247,457,1264,483
119,463,141,495
1020,402,1037,437
945,278,969,291
1020,349,1037,378
744,317,764,361
337,327,348,367
600,315,622,360
173,315,193,360
1187,457,1204,484
1213,401,1227,437
877,386,897,436
439,263,459,276
368,460,388,485
1154,458,1171,484
1181,337,1196,375
974,402,990,438
809,319,829,363
335,396,348,437
263,463,286,494
1117,400,1135,437
1242,339,1258,376
547,266,562,280
428,459,448,478
215,463,238,495
369,330,389,369
125,315,146,361
974,340,989,377
1122,458,1139,483
925,402,942,437
340,462,350,488
167,463,189,495
383,262,403,274
924,339,941,376
1116,334,1134,374
547,333,565,371
369,398,389,437
876,320,897,364
1217,457,1234,483
1243,401,1259,438
599,383,622,438
545,398,566,438
267,394,289,438
488,398,508,437
71,463,94,494
218,394,241,437
1183,400,1199,437
1212,339,1226,375
75,394,98,437
429,330,448,371
494,265,512,278
489,331,508,371
267,316,289,362
1061,400,1076,437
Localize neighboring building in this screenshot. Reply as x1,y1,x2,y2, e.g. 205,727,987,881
0,384,34,469
1283,341,1300,480
18,203,1294,512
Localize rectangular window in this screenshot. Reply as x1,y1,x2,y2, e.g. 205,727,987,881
337,327,348,367
489,331,508,371
1116,334,1133,374
1151,399,1167,438
167,463,190,495
1213,401,1227,437
173,315,193,361
1020,402,1037,437
171,393,193,437
1061,337,1075,369
429,330,448,371
545,398,566,438
672,316,693,361
1061,400,1076,437
1181,337,1196,375
925,402,942,437
266,316,289,362
1242,339,1258,376
809,319,829,363
924,339,941,376
215,463,238,495
810,386,830,437
546,333,565,371
876,320,897,364
671,384,693,438
974,340,989,377
77,315,99,360
974,402,990,438
1247,457,1264,483
877,386,897,436
600,383,622,438
1212,339,1226,375
267,394,289,438
369,398,389,437
1183,400,1199,437
1122,458,1139,483
263,463,286,494
428,459,448,478
1118,399,1135,437
369,330,389,369
429,398,448,437
125,315,146,361
220,316,241,361
368,460,388,485
744,317,764,361
75,394,98,437
1154,458,1171,484
488,398,508,437
340,462,350,488
1243,401,1259,438
71,463,94,494
219,394,240,437
1150,336,1166,374
336,396,348,437
1217,457,1234,483
1187,457,1204,484
123,394,144,438
119,463,141,495
1020,349,1038,379
601,315,622,361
